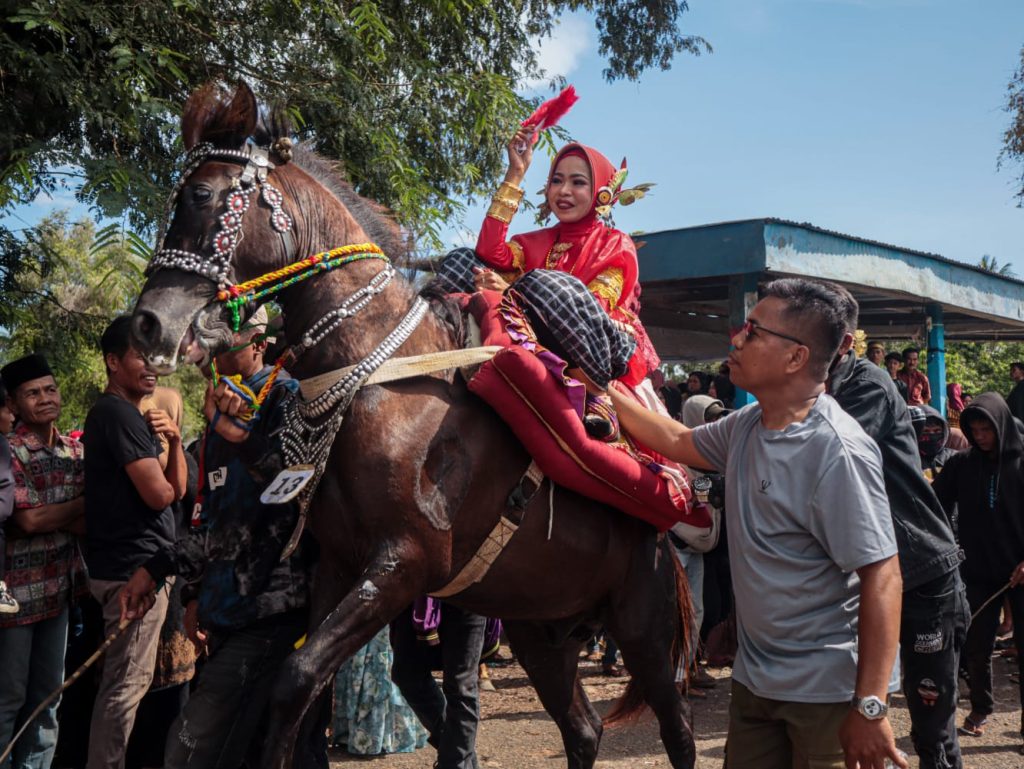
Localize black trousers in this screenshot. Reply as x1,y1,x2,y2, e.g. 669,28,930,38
390,604,486,769
964,578,1024,728
901,571,969,769
163,612,314,769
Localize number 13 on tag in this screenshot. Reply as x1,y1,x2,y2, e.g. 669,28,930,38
261,465,316,505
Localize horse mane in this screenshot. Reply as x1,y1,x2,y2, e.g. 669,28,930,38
285,145,409,263
182,81,259,151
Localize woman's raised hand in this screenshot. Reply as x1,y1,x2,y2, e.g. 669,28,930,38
504,124,535,186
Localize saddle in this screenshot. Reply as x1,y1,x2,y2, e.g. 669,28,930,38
459,289,713,537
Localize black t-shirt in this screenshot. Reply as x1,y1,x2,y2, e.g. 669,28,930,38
83,393,175,581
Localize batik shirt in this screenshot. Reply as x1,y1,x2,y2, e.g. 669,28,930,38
2,423,86,627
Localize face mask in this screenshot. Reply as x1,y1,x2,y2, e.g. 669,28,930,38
919,432,945,457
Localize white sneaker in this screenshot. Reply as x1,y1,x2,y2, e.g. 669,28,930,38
0,581,19,614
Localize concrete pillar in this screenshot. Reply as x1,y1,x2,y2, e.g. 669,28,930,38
728,273,760,407
926,303,946,414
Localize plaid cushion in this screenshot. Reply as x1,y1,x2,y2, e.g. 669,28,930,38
434,247,481,294
511,269,635,389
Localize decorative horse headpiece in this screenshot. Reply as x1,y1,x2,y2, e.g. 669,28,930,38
147,139,295,289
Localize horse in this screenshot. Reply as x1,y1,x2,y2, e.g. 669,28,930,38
131,82,697,769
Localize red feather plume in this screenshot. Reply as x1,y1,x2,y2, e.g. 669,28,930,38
522,85,579,145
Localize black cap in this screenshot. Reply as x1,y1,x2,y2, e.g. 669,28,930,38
1,354,54,395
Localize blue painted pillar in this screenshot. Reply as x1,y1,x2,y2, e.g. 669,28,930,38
728,273,760,407
926,303,946,414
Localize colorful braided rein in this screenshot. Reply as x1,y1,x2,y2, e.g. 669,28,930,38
216,242,388,332
210,242,389,424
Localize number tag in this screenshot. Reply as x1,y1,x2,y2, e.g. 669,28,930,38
260,465,315,505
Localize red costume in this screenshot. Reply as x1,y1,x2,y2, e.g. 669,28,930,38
475,143,659,386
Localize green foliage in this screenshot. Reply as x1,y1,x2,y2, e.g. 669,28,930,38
0,0,708,243
0,213,207,434
946,340,1024,399
1002,44,1024,206
977,254,1015,277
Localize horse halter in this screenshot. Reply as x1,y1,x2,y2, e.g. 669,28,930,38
147,141,296,289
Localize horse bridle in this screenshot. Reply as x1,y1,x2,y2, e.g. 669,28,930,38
147,141,296,289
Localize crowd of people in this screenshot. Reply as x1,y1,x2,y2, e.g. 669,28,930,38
3,115,1024,769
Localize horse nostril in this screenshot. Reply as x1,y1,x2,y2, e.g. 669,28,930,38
133,311,160,346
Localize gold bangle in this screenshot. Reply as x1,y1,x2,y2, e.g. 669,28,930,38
486,182,524,224
497,181,524,202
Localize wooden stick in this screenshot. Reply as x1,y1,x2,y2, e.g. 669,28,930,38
0,616,132,765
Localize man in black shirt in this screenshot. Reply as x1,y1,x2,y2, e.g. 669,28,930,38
83,316,186,769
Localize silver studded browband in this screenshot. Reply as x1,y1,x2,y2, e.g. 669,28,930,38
148,142,294,289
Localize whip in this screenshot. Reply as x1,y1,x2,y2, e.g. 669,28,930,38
971,581,1013,623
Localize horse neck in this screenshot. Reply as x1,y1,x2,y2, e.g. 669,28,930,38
272,166,454,379
279,266,455,381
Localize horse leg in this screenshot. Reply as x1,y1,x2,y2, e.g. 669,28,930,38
503,620,603,769
606,541,696,769
260,555,424,769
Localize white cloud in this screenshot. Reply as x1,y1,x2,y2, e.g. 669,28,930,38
523,14,591,90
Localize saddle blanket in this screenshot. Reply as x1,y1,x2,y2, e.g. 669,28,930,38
462,289,712,536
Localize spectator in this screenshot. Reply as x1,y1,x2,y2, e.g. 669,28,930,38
672,394,728,693
909,406,959,479
0,381,13,434
866,341,886,367
897,347,931,406
0,380,15,615
932,394,1024,750
0,354,86,769
712,362,736,409
608,277,905,769
1007,362,1024,422
682,371,710,403
946,383,966,430
331,627,428,756
120,309,319,769
125,386,197,769
829,331,968,769
83,317,186,769
884,352,910,403
391,600,488,769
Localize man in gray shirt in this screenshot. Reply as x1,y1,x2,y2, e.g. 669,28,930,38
609,278,905,769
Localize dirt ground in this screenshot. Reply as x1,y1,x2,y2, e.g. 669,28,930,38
329,647,1024,768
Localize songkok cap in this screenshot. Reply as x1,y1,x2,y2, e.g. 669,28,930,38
240,305,269,333
1,354,54,394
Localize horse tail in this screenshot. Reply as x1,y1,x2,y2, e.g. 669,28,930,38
604,536,693,726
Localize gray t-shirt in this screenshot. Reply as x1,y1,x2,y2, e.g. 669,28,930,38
693,394,899,703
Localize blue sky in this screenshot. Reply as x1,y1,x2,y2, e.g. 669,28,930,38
450,0,1024,274
10,0,1024,276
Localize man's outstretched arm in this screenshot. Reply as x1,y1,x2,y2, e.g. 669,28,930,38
607,386,711,468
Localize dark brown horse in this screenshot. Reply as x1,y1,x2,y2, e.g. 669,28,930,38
132,83,696,769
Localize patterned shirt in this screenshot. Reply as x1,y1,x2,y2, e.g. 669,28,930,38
1,423,86,627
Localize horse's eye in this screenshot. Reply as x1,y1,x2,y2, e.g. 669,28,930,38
190,186,213,204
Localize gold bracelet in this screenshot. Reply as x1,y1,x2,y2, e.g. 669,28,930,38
486,183,524,224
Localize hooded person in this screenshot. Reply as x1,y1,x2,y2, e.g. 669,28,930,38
932,393,1024,746
908,405,959,477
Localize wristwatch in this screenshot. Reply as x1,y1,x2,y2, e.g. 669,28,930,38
851,695,888,720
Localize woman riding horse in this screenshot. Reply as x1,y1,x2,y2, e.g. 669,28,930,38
130,81,698,769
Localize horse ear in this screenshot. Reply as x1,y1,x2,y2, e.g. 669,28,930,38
181,81,259,150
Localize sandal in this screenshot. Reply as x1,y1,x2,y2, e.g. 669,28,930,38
958,714,988,737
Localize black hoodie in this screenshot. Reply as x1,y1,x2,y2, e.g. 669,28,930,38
827,351,962,591
932,392,1024,585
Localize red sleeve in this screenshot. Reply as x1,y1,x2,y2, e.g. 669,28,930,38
475,215,521,272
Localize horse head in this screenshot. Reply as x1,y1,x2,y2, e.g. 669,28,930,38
132,82,305,372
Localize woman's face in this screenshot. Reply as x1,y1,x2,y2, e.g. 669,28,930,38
546,155,592,224
687,374,702,393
